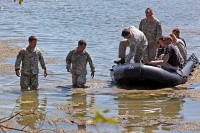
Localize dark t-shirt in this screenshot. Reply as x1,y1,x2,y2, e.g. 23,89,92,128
164,44,181,67
156,45,165,58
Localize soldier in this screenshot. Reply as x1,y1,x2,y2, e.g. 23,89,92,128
172,28,186,47
139,7,162,62
15,36,47,91
155,36,165,60
116,26,148,64
66,39,95,88
149,36,181,71
169,33,187,67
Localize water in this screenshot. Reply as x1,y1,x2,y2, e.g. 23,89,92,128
1,0,200,132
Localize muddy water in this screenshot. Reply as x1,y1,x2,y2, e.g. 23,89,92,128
1,77,200,132
1,0,200,132
0,39,199,133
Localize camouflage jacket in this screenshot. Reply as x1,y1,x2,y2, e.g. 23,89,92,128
173,39,187,64
15,47,46,75
66,48,95,75
139,17,162,43
119,26,148,63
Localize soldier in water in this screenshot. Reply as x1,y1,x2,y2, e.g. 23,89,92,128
15,36,47,91
66,39,95,88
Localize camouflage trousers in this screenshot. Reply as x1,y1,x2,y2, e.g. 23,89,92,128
72,73,86,86
20,74,38,91
146,42,157,62
118,40,148,63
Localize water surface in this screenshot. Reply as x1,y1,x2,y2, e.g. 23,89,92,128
1,0,200,132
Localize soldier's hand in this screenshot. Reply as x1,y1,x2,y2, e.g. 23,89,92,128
15,70,20,77
44,69,47,77
91,71,95,78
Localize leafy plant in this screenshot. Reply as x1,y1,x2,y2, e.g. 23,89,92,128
93,110,117,124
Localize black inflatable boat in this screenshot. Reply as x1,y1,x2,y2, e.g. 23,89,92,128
110,54,199,87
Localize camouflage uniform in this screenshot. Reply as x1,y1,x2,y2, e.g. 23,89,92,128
15,47,46,91
173,39,187,65
118,26,148,63
139,17,162,62
66,48,95,87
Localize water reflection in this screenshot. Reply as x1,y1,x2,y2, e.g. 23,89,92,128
116,94,184,132
15,91,47,130
66,91,87,130
66,90,95,131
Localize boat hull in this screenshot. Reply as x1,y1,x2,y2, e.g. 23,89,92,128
110,54,199,87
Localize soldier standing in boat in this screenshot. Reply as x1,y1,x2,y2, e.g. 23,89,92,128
139,7,162,62
66,39,95,88
15,36,47,91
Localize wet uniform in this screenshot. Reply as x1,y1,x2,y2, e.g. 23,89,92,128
66,48,95,87
15,47,46,91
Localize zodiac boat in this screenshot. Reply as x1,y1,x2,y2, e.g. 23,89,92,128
110,54,199,87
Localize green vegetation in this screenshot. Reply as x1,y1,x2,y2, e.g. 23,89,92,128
93,110,117,124
14,0,23,5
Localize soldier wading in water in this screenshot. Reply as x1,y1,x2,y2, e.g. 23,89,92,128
15,36,47,91
66,39,95,88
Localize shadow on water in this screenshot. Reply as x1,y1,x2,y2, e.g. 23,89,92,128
105,80,116,88
56,85,72,91
110,80,171,90
56,84,73,96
